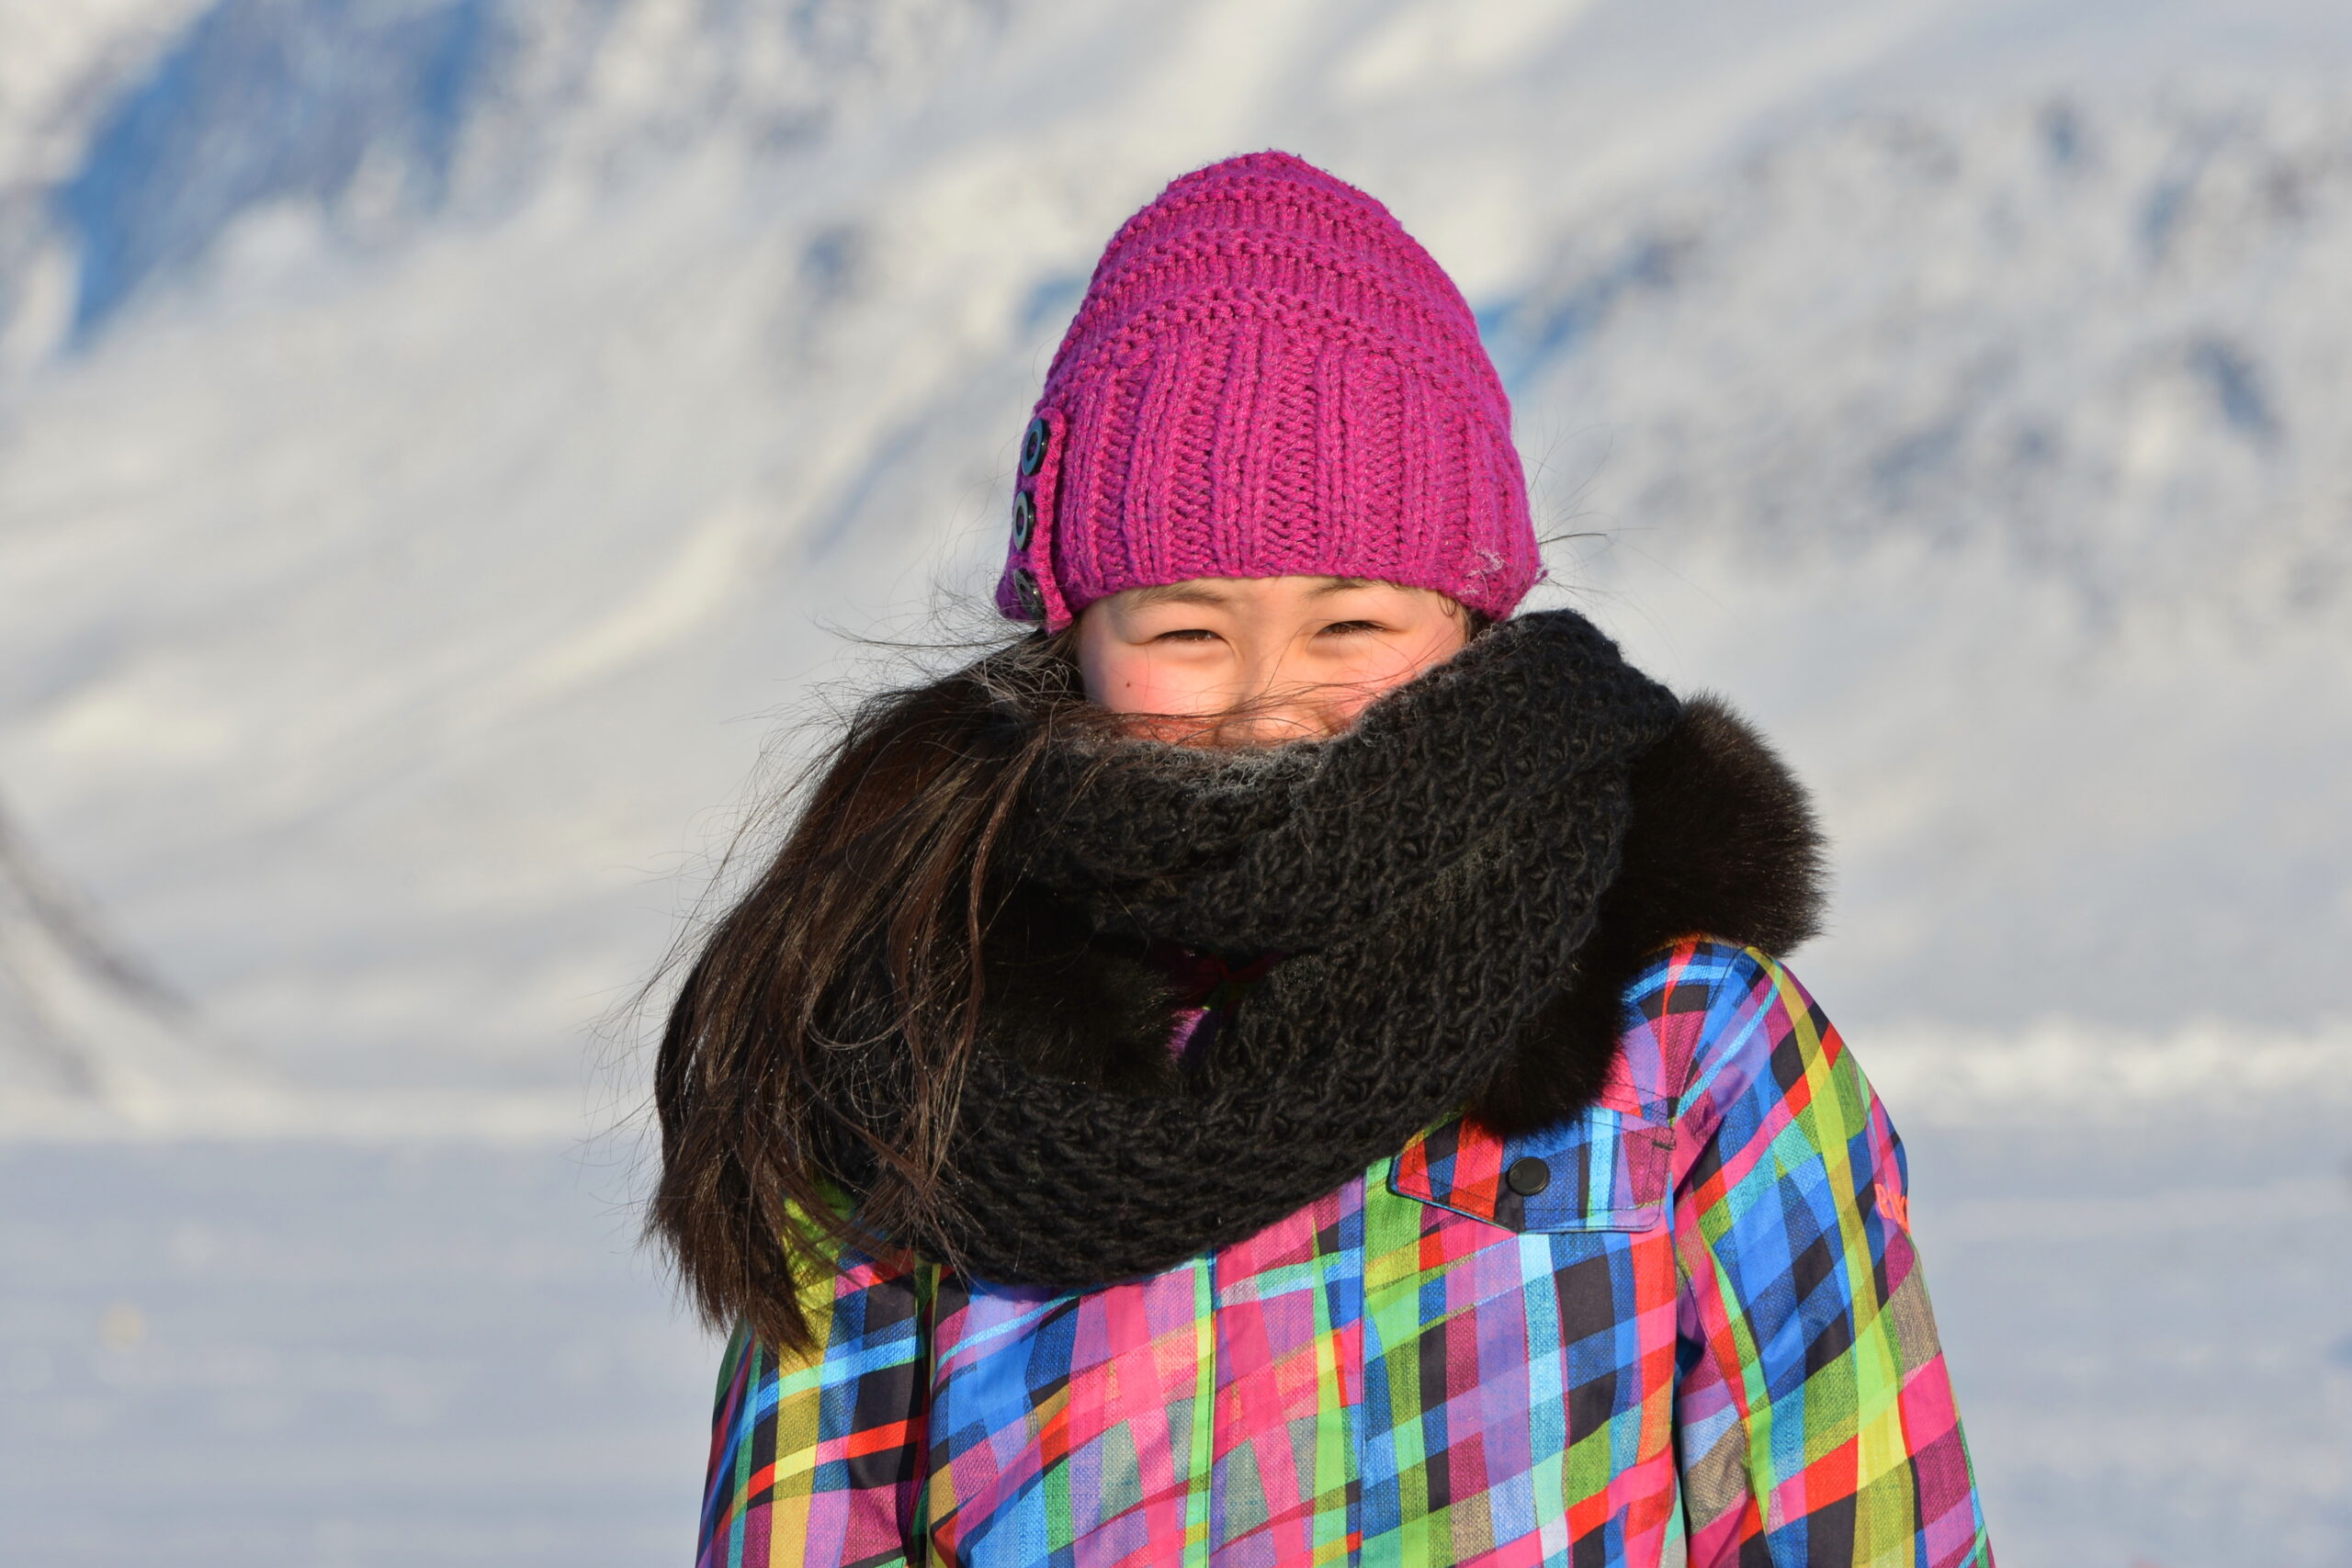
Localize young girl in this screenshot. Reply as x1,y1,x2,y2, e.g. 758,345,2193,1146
653,152,1992,1568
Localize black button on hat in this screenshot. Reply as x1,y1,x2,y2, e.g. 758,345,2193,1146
1505,1156,1551,1197
1011,489,1035,548
1020,416,1050,477
1011,566,1046,621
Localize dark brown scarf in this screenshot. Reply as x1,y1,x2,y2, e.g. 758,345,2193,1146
828,611,1824,1288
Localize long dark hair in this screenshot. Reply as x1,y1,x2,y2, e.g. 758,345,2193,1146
647,625,1108,1353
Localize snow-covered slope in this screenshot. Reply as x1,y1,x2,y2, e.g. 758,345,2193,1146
0,792,198,1101
1504,89,2352,1037
0,0,2346,1110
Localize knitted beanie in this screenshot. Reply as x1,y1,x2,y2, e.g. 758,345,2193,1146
993,151,1541,630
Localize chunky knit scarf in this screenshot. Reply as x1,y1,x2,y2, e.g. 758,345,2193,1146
886,609,1723,1288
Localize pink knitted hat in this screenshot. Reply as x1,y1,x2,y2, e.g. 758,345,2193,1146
994,151,1541,630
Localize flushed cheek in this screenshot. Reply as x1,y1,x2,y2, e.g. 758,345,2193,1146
1321,644,1448,708
1317,684,1380,728
1311,668,1426,730
1096,651,1227,716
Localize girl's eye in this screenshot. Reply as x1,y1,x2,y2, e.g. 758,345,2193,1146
1153,627,1218,643
1320,619,1384,636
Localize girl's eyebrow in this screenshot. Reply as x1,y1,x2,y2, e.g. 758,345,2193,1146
1127,583,1236,608
1126,576,1374,610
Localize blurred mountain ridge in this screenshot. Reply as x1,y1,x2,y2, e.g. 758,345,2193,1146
0,790,198,1102
2,0,998,355
1489,87,2352,630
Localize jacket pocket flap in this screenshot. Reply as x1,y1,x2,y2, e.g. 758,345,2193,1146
1392,1110,1671,1234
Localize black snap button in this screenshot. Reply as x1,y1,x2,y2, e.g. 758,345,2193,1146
1505,1156,1551,1197
1019,416,1050,477
1011,566,1046,621
1010,489,1035,548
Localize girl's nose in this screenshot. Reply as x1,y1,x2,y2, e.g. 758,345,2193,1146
1212,705,1326,747
1209,650,1340,745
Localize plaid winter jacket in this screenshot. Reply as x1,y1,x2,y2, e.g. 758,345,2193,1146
695,940,1992,1567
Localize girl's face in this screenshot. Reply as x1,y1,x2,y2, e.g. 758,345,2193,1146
1075,575,1471,746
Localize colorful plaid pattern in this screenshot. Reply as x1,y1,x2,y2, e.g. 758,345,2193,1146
697,941,1992,1567
700,1251,931,1568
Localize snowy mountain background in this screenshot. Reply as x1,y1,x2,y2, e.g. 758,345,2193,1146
1,1,2346,1562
